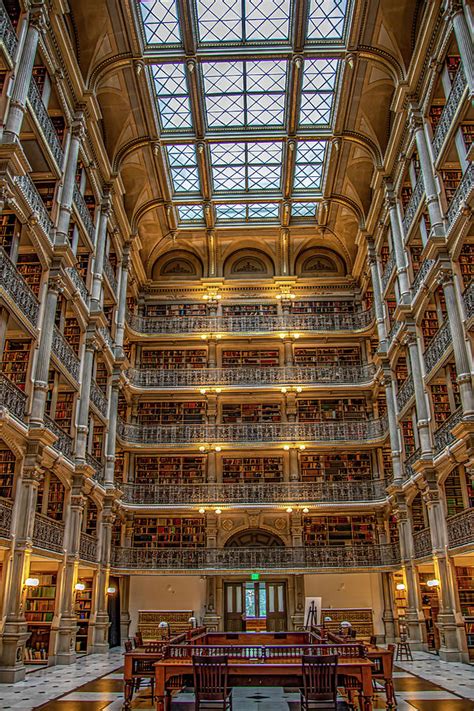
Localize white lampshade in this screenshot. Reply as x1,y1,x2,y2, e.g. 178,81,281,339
106,586,117,594
159,621,169,628
396,583,406,591
24,577,39,587
340,621,352,628
188,616,197,627
75,582,86,591
324,616,332,622
426,578,440,588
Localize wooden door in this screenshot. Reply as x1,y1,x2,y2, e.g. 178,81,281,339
224,582,244,631
266,581,287,631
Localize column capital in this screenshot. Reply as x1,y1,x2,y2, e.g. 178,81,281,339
407,103,424,132
28,1,49,34
383,178,397,208
48,271,66,295
443,0,464,21
70,111,86,141
436,266,454,288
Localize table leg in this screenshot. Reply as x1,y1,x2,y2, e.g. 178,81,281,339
384,678,396,709
155,667,166,711
361,666,373,711
123,679,133,710
363,696,373,711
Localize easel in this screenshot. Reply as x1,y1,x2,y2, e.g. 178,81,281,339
305,599,317,629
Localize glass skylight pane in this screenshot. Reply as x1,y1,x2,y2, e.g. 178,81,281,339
300,59,338,126
307,0,348,40
247,203,279,219
216,203,279,221
247,142,282,190
293,141,326,191
196,0,241,42
245,0,290,40
138,0,181,44
211,142,283,192
196,0,291,43
178,205,204,221
292,202,317,217
216,204,247,221
152,65,192,129
166,145,200,193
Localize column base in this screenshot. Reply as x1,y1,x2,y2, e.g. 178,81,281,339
120,612,131,644
382,614,396,644
436,614,468,662
291,613,305,631
54,615,78,665
0,620,30,683
89,613,110,654
405,612,425,649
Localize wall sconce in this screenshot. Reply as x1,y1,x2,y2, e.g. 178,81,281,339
75,582,86,592
199,508,206,514
302,507,309,514
24,577,39,588
276,292,296,300
107,586,117,595
396,583,406,591
286,507,293,513
426,579,440,588
215,508,222,515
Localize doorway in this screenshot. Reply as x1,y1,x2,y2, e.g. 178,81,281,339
224,580,287,631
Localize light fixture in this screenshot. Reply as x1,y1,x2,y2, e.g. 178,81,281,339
107,586,117,594
324,616,332,622
199,508,205,514
302,507,309,514
188,616,197,627
396,583,406,591
286,507,293,513
159,621,169,628
24,577,39,588
296,386,303,393
215,508,222,515
293,333,300,339
299,444,306,450
426,578,440,588
283,444,290,451
200,388,207,395
200,334,208,340
340,621,352,628
281,387,287,393
214,446,222,452
75,582,86,592
199,446,207,452
215,388,222,394
279,333,287,339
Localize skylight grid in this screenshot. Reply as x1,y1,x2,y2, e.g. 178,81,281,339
202,60,287,129
178,205,204,222
293,141,327,191
292,202,317,217
216,203,279,221
138,0,181,44
300,58,339,126
152,64,192,130
196,0,291,44
307,0,348,41
166,145,201,193
210,142,283,192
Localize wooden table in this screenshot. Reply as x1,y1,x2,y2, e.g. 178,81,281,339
366,646,396,709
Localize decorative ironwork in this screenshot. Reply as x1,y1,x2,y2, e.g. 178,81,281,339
387,319,401,345
423,319,451,374
433,406,463,454
464,281,474,320
32,513,65,553
413,528,432,558
432,66,467,159
0,2,18,62
381,251,395,292
446,162,474,233
104,259,118,295
99,325,114,351
52,326,80,382
117,417,388,445
90,379,108,417
411,260,434,298
120,480,387,505
0,373,27,422
27,79,64,168
44,415,74,460
0,498,12,538
396,375,414,412
404,447,421,480
73,184,95,242
14,175,54,243
66,266,88,304
402,175,424,234
447,508,474,549
127,363,377,389
0,247,40,327
85,452,105,484
111,543,400,571
80,532,98,562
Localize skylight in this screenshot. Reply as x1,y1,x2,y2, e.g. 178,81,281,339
300,59,339,127
216,203,280,221
292,202,318,218
307,0,348,41
178,205,204,222
152,64,192,130
166,145,200,193
202,60,288,129
138,0,181,44
293,141,327,191
210,142,283,193
195,0,291,44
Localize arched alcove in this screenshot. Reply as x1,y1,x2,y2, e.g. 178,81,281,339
224,529,285,548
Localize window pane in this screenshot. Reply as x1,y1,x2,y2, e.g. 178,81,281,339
307,0,348,40
138,0,181,44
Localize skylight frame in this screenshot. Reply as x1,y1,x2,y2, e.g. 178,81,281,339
293,140,328,193
299,58,341,129
195,0,293,47
166,144,201,195
151,63,193,132
177,204,205,223
306,0,351,44
137,0,183,47
291,202,318,219
210,141,284,195
215,202,280,222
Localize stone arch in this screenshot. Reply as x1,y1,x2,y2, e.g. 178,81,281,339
223,249,275,279
224,529,286,548
295,247,346,277
151,250,204,281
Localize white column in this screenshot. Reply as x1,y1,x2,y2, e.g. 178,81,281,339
367,238,387,347
90,193,111,310
115,245,130,351
405,330,432,456
55,111,85,248
446,0,474,94
384,182,411,302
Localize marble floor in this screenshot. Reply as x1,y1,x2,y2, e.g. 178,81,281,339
0,650,471,710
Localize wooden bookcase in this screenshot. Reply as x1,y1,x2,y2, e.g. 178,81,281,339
395,356,408,386
303,515,376,546
446,55,461,82
300,452,372,482
138,401,206,425
0,212,18,253
459,243,474,288
297,398,367,422
393,572,407,627
145,303,207,317
35,181,56,212
1,339,31,389
84,500,98,535
92,424,104,460
431,383,451,426
0,448,15,499
221,350,280,368
222,457,283,483
141,349,207,369
54,391,74,433
64,317,81,354
114,450,125,482
294,346,361,366
95,360,108,392
441,169,462,204
222,303,277,317
421,307,440,346
132,516,205,548
24,573,57,663
461,123,474,151
134,455,206,484
401,184,412,210
444,469,465,517
51,115,65,143
401,418,416,456
382,448,393,480
75,577,93,653
290,300,355,314
411,494,426,532
418,572,440,650
456,566,474,659
16,253,42,295
221,403,281,423
76,252,90,281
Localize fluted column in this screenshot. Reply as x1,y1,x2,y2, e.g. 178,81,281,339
367,238,387,347
75,331,99,462
3,2,47,142
381,572,396,643
446,0,474,94
438,268,474,416
384,182,410,302
382,366,403,482
289,448,299,481
90,500,114,653
104,370,120,485
30,270,64,426
405,330,432,455
55,111,85,248
90,192,111,310
115,244,130,351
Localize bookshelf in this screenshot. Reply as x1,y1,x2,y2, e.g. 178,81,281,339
114,450,125,482
459,243,474,288
297,398,367,422
64,317,81,354
446,55,461,82
300,452,372,482
84,194,96,218
24,573,57,664
409,244,423,275
75,577,93,653
456,566,474,659
1,339,31,389
395,356,408,385
54,391,74,433
134,455,206,484
444,469,464,517
92,425,104,460
0,212,18,253
388,514,399,543
132,516,206,548
222,457,283,483
401,184,412,210
411,493,426,532
393,572,407,627
419,572,440,651
441,169,462,204
16,253,42,295
221,350,280,368
141,349,207,369
382,448,393,480
51,115,65,144
380,244,389,269
112,521,122,547
45,474,65,521
294,346,361,366
431,383,451,426
429,104,443,131
290,300,355,314
84,500,98,535
95,360,108,392
222,303,277,317
460,124,474,152
0,448,15,500
221,403,281,423
32,66,47,93
138,401,206,425
303,515,376,546
35,181,56,212
145,303,207,317
76,252,90,281
401,418,415,456
421,306,440,346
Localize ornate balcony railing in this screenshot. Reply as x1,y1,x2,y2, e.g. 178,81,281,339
111,543,400,571
396,375,414,413
404,447,421,480
0,1,18,62
413,528,432,559
66,266,88,305
27,79,64,168
90,379,108,417
446,162,474,233
126,363,377,389
381,251,396,292
52,326,81,383
85,452,105,485
423,319,451,374
0,498,12,538
80,532,98,562
402,176,425,234
120,480,388,506
0,373,27,423
44,415,74,461
98,325,114,351
464,281,474,320
73,185,95,242
32,513,65,553
447,508,474,549
432,66,467,160
0,247,40,327
127,308,375,336
411,260,435,298
14,174,53,244
433,406,463,454
103,260,118,295
117,417,388,446
387,319,401,346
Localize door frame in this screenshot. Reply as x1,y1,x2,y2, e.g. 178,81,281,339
222,576,289,631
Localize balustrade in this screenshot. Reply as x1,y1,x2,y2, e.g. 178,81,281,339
396,375,414,412
447,508,474,549
73,185,95,242
0,372,27,422
464,281,474,320
27,79,64,168
0,498,12,538
446,162,474,233
381,251,396,292
432,66,467,160
111,543,400,571
387,319,401,346
52,326,81,382
14,175,54,243
402,176,424,234
44,414,74,460
404,447,421,480
0,1,18,62
98,325,114,351
423,319,452,374
66,266,88,305
32,512,65,553
413,528,432,558
411,260,435,298
90,379,108,417
80,532,98,562
103,259,118,295
85,452,105,484
0,247,40,327
433,406,463,454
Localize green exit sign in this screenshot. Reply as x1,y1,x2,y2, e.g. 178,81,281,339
250,573,260,580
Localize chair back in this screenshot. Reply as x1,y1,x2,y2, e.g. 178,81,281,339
369,635,377,646
386,643,396,675
193,654,229,699
124,639,133,653
133,632,143,648
145,641,165,653
302,654,338,701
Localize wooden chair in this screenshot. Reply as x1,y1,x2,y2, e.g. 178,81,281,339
193,654,232,710
369,635,377,646
396,637,413,661
124,639,133,653
300,654,338,710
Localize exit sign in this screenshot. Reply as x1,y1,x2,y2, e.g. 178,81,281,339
250,573,260,580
